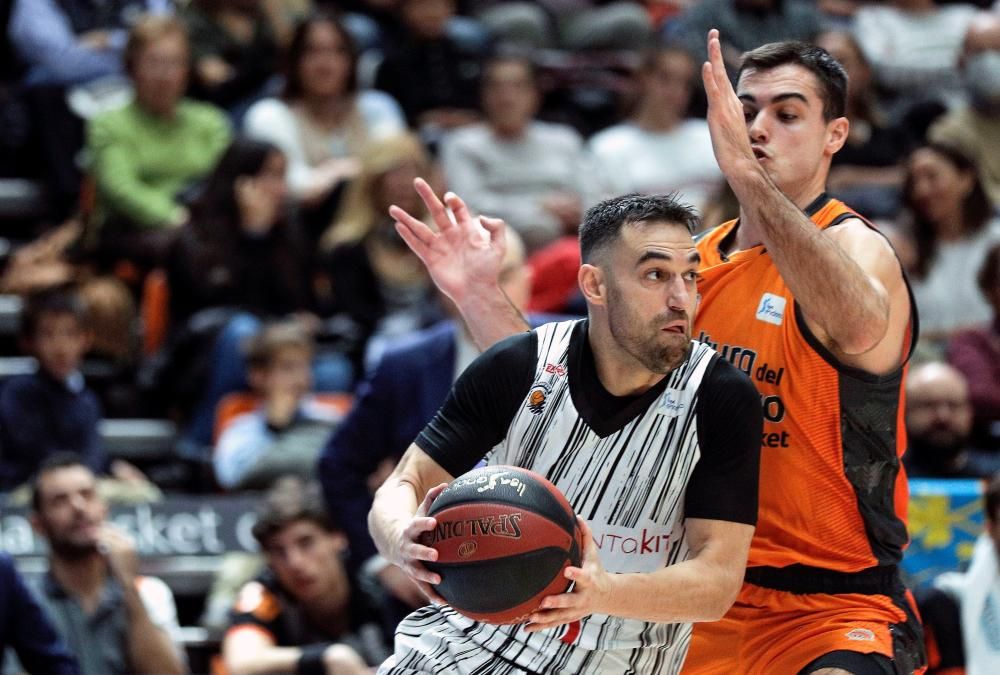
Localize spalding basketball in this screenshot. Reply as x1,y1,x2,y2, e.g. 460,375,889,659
420,465,584,624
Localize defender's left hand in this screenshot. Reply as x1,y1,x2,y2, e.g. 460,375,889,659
524,517,612,632
702,29,758,179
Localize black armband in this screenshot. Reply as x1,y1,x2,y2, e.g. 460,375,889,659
295,644,327,675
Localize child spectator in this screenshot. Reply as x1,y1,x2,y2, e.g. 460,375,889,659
220,477,386,674
0,287,149,492
213,321,341,490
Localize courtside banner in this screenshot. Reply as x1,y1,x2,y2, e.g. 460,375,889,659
903,478,983,589
0,495,261,557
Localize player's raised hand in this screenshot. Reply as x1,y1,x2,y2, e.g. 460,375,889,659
391,178,508,305
394,482,448,604
524,518,612,632
702,29,758,181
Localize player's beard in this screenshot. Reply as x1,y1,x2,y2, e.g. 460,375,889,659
606,283,691,375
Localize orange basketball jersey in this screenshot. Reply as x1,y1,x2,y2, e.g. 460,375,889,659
695,195,915,574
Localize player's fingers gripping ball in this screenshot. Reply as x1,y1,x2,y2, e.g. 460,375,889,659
420,465,584,624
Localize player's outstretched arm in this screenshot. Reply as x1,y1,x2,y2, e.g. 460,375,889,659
702,29,899,360
369,444,454,603
525,517,753,630
391,178,530,351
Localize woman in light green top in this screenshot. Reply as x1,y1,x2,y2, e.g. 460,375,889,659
86,15,231,265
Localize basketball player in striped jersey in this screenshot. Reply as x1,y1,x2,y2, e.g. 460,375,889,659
369,194,763,674
390,30,925,675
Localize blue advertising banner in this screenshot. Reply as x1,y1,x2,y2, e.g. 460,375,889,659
903,478,984,589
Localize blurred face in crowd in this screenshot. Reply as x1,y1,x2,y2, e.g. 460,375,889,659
482,60,539,137
815,32,870,107
905,363,973,455
250,344,313,399
32,465,107,559
400,0,454,40
262,520,348,604
31,312,90,381
239,150,289,235
737,64,847,205
640,50,694,119
132,32,190,116
298,21,353,99
374,159,424,215
906,147,975,229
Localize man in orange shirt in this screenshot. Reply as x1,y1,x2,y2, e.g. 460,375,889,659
389,29,923,675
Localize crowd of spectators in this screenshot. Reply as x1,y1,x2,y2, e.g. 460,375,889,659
2,0,1000,673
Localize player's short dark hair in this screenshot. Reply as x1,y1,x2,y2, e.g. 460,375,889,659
20,286,88,341
985,473,1000,523
978,243,1000,296
579,193,699,264
31,452,91,512
738,41,847,121
252,477,338,548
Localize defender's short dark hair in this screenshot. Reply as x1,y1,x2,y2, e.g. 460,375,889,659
251,477,338,547
579,193,699,263
738,41,848,121
20,286,87,340
31,452,91,512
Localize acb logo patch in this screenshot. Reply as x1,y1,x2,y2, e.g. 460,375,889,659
526,383,551,414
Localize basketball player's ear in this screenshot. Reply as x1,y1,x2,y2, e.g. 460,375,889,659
826,115,849,155
578,263,606,307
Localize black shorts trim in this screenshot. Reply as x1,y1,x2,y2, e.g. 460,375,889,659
799,650,894,675
744,564,901,596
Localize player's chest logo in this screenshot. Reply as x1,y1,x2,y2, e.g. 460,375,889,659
755,293,787,326
526,382,552,414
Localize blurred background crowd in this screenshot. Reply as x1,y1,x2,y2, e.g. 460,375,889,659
0,0,999,673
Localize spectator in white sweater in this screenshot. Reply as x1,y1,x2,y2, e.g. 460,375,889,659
440,53,602,252
588,45,722,215
853,0,1000,115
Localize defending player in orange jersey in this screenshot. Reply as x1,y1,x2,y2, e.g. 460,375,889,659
680,30,923,675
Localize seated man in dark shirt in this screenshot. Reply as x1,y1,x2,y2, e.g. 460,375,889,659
0,286,148,492
220,477,387,674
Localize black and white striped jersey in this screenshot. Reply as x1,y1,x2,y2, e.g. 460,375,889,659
381,320,761,675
